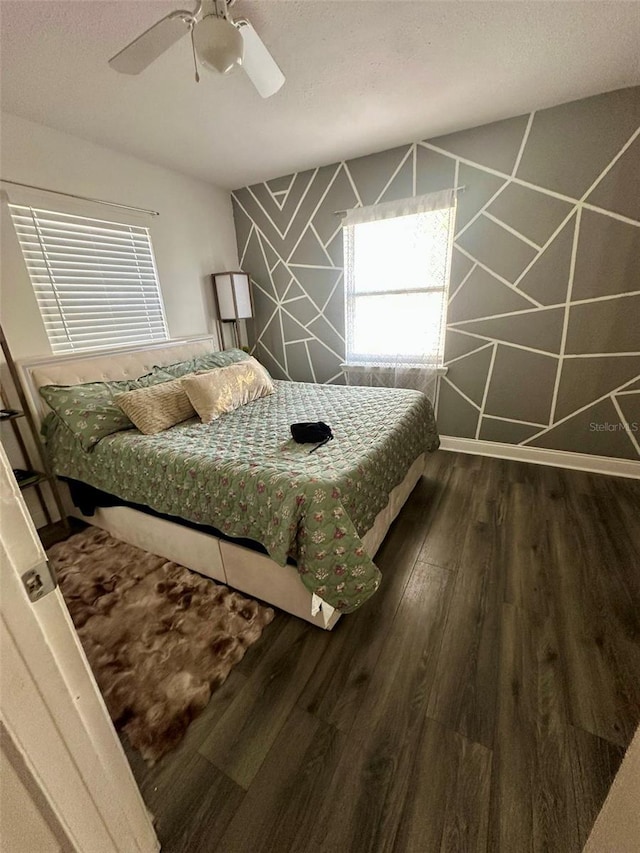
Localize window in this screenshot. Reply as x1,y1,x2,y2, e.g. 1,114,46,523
10,204,168,353
343,190,456,367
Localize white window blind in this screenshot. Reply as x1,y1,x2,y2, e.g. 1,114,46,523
9,204,168,354
343,189,456,367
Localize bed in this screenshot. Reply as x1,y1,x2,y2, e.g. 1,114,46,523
20,337,440,629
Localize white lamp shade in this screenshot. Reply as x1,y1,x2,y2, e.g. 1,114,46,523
194,15,244,76
232,273,253,318
214,272,252,320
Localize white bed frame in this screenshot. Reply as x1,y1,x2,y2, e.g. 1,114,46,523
20,336,427,630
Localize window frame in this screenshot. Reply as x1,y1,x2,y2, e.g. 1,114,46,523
342,191,456,369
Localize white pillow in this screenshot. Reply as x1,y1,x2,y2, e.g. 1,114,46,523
114,379,196,434
181,357,274,424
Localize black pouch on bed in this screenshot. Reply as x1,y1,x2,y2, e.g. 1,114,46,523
290,422,333,453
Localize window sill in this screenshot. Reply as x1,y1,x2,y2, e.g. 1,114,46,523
341,363,448,376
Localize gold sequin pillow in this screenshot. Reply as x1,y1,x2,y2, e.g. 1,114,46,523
181,357,274,424
114,379,196,435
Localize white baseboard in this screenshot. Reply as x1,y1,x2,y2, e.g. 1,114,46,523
439,436,640,480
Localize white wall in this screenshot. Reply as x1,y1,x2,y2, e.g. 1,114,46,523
0,112,238,527
0,111,238,360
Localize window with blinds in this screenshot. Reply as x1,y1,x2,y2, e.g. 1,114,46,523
9,204,169,353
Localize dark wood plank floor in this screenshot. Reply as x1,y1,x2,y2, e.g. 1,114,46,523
48,450,640,852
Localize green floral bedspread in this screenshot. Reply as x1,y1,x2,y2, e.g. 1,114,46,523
45,381,439,613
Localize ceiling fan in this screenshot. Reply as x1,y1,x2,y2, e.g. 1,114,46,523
108,0,285,98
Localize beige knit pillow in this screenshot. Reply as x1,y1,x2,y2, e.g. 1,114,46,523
181,357,274,424
114,379,196,435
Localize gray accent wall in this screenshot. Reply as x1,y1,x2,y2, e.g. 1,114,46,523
232,87,640,461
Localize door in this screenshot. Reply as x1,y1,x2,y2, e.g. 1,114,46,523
0,442,159,853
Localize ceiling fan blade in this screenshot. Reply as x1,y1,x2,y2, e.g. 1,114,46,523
109,14,190,75
237,20,285,99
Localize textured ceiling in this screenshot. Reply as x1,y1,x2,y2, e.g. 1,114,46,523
1,1,639,189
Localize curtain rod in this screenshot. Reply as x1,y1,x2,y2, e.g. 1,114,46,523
0,178,160,217
334,185,466,216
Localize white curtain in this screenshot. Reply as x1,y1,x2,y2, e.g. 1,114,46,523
343,362,440,401
342,188,456,403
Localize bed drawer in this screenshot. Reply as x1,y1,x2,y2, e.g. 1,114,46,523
73,505,227,584
220,540,340,629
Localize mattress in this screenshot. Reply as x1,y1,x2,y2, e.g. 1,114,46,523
44,380,439,612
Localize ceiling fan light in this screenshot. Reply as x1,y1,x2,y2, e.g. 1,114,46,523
193,15,244,75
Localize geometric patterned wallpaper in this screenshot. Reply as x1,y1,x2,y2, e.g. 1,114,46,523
232,86,640,460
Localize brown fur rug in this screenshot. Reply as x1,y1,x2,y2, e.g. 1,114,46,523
47,526,274,764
